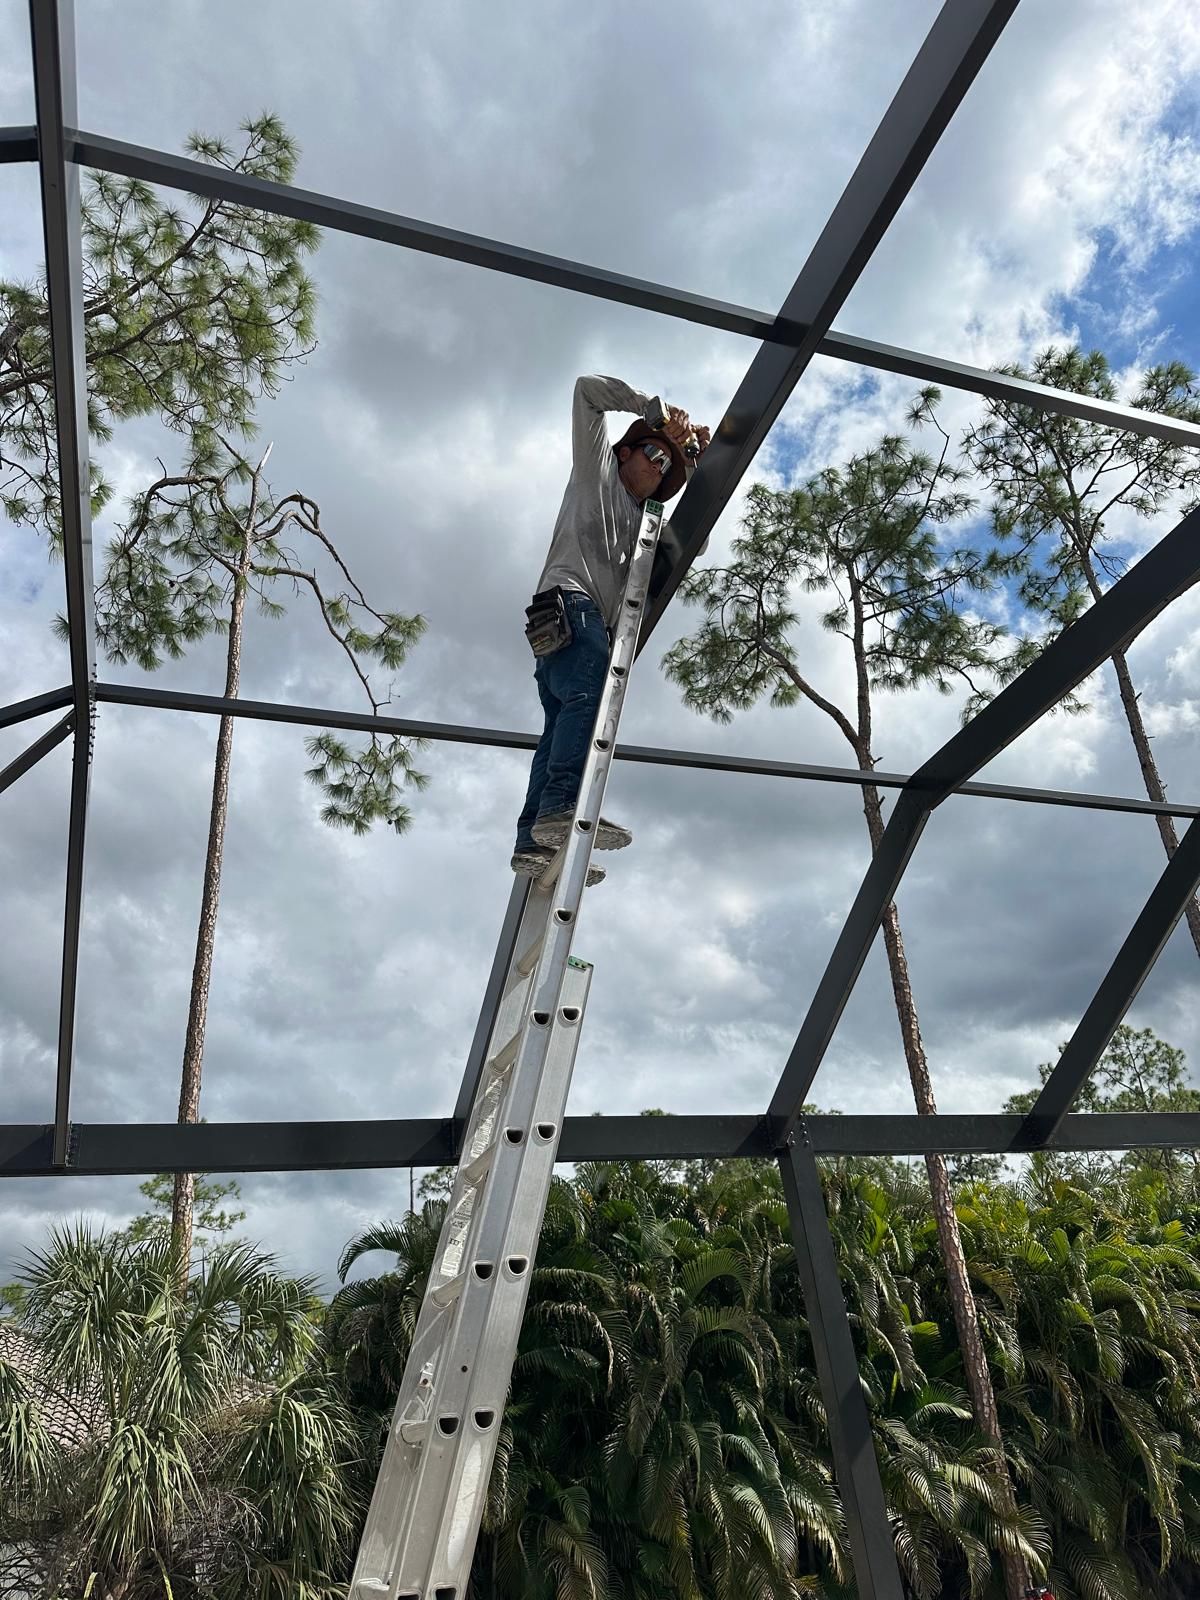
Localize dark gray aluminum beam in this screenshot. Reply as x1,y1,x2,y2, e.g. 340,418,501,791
0,684,72,730
94,680,1200,824
0,711,73,796
818,330,1200,449
452,876,530,1140
38,130,1199,459
0,125,38,162
30,0,96,1170
73,130,781,342
1019,816,1200,1148
780,1140,904,1598
641,0,1019,638
769,504,1200,1144
9,1111,1200,1178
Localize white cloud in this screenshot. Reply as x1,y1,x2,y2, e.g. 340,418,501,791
3,0,1200,1283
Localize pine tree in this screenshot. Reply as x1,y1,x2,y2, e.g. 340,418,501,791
962,348,1200,958
1,116,317,544
662,392,1040,1599
93,432,428,1274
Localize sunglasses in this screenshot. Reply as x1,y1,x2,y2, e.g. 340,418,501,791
641,441,672,476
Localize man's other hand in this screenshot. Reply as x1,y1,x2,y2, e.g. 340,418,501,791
662,404,691,446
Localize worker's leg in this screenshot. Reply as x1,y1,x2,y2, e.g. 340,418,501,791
514,664,561,854
532,592,609,823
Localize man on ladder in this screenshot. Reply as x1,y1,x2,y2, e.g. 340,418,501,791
512,375,710,885
350,375,708,1600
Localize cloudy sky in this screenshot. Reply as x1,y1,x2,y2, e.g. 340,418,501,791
3,0,1200,1293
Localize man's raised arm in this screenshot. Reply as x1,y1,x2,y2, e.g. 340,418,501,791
571,374,660,474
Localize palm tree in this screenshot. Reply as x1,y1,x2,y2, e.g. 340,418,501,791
0,1224,365,1598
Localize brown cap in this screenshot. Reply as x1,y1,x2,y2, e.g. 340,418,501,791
612,419,688,501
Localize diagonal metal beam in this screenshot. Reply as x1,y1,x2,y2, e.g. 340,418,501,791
451,875,530,1145
0,711,73,796
780,1139,904,1598
640,0,1019,641
30,0,96,1170
768,503,1200,1145
95,680,1200,823
0,684,73,729
45,132,1200,455
1018,816,1200,1148
9,1110,1200,1177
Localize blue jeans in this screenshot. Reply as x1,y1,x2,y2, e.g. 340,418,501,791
515,590,609,851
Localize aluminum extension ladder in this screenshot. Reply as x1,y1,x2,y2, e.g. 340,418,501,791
349,498,665,1600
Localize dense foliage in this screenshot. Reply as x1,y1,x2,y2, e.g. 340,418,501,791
6,1073,1200,1596
323,1064,1200,1600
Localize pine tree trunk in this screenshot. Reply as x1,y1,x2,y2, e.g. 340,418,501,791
1108,644,1200,956
170,564,250,1276
1075,546,1200,959
861,777,1030,1600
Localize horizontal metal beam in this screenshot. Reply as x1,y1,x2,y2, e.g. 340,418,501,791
93,680,1200,823
1019,815,1200,1147
810,1111,1200,1156
0,124,38,162
6,1111,1200,1176
769,503,1200,1143
0,711,73,796
26,130,1193,456
73,129,782,342
818,330,1200,449
642,0,1019,640
0,684,73,730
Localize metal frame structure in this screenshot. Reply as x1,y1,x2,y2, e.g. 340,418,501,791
6,1,1200,1592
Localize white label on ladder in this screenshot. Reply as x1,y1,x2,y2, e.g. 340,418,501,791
439,1195,474,1279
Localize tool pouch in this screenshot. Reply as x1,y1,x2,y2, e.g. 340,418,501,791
524,586,573,658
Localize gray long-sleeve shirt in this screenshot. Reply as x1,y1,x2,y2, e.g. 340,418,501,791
535,375,663,631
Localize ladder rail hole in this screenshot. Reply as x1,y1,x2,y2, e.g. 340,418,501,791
437,1415,460,1436
474,1261,495,1280
506,1255,529,1276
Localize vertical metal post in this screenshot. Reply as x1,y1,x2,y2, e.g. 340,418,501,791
778,1137,904,1600
29,0,96,1166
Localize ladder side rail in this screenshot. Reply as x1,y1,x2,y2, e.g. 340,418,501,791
351,500,664,1599
416,503,666,1593
351,886,553,1586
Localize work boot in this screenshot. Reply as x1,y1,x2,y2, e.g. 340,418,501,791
532,809,632,851
511,845,605,888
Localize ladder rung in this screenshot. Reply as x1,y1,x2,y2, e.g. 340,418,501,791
485,1028,522,1077
430,1269,467,1308
516,927,545,975
460,1139,496,1187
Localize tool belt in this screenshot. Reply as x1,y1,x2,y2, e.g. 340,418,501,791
524,586,573,658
